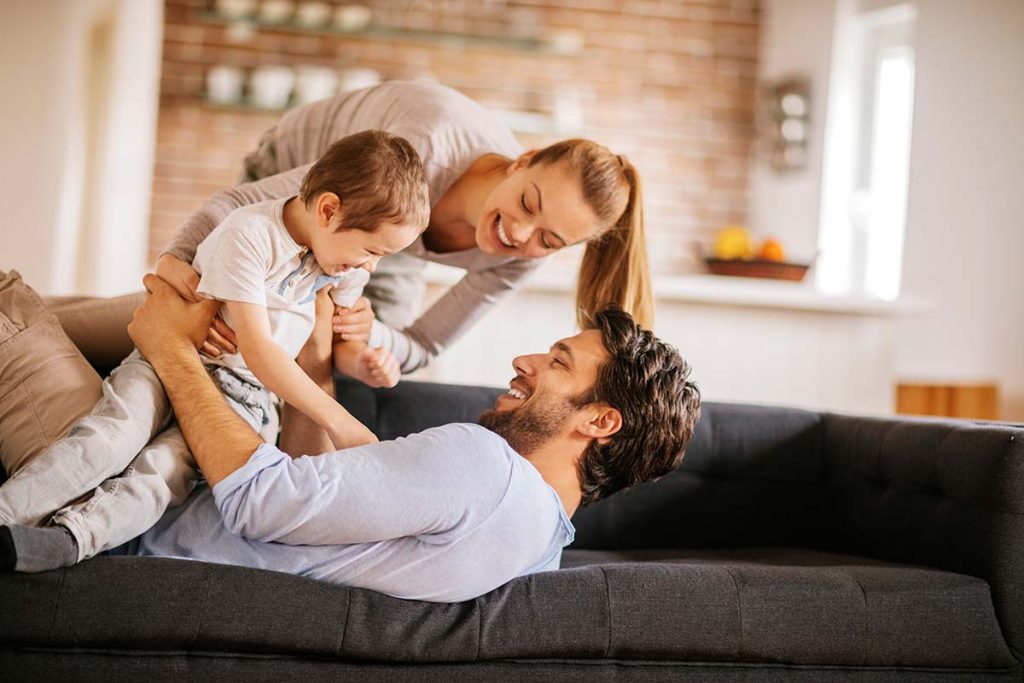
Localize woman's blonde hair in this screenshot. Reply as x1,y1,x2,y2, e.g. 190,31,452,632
528,139,654,330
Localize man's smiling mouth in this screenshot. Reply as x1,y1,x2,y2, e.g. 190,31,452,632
506,379,531,400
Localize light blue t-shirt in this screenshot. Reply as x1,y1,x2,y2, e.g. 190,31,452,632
134,424,575,602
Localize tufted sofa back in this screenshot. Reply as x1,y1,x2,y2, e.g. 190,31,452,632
569,401,826,550
337,379,1024,655
819,413,1024,655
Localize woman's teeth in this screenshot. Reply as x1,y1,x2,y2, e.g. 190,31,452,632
495,215,515,248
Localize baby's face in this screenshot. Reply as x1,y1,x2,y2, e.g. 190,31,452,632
310,221,421,276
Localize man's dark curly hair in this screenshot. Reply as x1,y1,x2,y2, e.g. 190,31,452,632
573,305,701,506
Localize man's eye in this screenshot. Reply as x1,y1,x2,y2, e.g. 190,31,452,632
552,358,565,368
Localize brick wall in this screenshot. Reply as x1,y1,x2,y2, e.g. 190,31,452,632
151,0,760,273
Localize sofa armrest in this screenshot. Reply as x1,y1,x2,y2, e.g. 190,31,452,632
821,413,1024,654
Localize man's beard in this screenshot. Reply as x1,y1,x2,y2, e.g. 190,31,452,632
478,395,577,456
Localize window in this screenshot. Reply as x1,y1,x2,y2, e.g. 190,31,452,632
817,2,916,300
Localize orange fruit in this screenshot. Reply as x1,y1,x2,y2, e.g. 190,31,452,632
758,238,785,262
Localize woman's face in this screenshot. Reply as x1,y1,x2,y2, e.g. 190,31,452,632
474,157,604,259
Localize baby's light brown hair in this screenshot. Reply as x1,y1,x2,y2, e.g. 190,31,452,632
299,130,430,233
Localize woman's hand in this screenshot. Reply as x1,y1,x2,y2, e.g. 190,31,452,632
154,253,237,358
332,296,375,342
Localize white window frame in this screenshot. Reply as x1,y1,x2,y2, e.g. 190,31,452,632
816,1,917,299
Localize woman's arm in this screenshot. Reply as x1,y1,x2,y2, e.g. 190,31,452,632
162,165,310,264
372,257,544,373
226,300,377,450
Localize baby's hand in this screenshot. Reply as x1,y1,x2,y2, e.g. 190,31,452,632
355,347,400,388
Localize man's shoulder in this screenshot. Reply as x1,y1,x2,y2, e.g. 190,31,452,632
403,423,510,452
388,423,514,475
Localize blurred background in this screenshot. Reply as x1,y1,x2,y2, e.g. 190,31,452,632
1,0,1021,420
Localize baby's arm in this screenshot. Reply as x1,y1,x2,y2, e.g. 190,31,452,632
225,300,377,450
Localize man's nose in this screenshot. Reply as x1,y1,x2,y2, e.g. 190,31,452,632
512,355,535,377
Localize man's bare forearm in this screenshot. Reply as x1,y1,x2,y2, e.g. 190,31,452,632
147,344,263,487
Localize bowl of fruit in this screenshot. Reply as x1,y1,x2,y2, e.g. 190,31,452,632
704,226,811,282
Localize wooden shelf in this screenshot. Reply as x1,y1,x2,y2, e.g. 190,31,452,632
200,11,581,55
199,97,563,135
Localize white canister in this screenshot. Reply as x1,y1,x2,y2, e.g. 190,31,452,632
216,0,257,20
295,1,331,27
337,67,381,93
334,4,372,32
206,65,245,104
250,66,295,109
259,0,294,24
295,66,339,104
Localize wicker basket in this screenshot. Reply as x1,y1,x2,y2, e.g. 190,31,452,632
704,258,810,282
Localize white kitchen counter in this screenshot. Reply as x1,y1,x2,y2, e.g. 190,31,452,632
423,263,929,317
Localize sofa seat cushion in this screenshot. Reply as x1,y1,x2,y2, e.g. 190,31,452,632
0,552,1015,670
561,547,1016,669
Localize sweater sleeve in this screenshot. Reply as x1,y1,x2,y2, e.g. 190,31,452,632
162,165,310,263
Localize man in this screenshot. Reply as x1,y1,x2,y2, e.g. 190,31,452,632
1,273,700,602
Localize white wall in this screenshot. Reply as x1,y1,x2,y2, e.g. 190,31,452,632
415,282,897,416
748,0,1024,420
746,0,837,262
895,0,1024,419
0,0,162,296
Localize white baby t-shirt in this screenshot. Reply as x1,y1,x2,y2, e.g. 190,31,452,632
193,197,369,386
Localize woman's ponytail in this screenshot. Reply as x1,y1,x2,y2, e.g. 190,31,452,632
575,160,653,330
530,141,655,331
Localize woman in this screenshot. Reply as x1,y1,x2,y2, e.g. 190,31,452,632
157,80,652,373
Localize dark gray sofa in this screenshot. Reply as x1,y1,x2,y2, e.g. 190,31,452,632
2,378,1022,681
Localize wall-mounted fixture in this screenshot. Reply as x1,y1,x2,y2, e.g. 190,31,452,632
760,78,810,172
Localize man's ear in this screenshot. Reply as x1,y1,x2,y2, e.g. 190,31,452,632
576,404,622,444
507,150,538,176
316,192,343,227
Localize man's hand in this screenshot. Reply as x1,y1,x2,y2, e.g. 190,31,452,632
128,273,221,363
353,347,400,388
332,296,375,342
155,253,237,358
155,253,203,303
